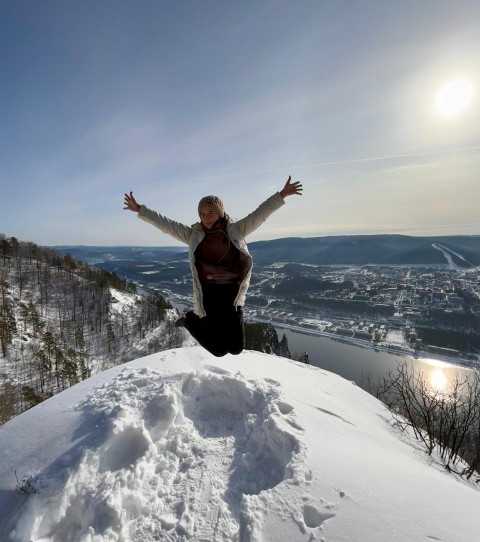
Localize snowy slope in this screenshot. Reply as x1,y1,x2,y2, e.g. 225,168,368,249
0,347,478,542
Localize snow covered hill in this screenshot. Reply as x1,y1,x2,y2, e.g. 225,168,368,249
0,347,478,542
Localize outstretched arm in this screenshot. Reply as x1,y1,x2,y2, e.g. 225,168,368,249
123,190,192,245
236,176,303,238
279,176,303,198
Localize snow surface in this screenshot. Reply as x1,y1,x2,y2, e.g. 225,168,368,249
0,347,479,542
385,329,407,347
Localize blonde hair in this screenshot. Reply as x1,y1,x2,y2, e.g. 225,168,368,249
198,195,225,218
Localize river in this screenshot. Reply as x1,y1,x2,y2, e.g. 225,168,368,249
274,326,474,394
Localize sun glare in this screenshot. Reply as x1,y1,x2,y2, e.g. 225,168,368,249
430,368,448,392
435,78,474,117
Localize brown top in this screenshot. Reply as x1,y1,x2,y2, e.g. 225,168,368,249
194,218,248,285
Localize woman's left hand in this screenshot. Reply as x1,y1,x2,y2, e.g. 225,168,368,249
279,176,303,198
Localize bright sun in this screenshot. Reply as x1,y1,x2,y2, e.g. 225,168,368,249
435,78,474,117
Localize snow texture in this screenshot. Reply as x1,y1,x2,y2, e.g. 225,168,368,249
0,347,479,541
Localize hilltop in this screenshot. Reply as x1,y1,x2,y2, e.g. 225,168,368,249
0,347,478,541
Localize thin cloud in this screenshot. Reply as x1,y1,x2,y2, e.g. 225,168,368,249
185,145,480,183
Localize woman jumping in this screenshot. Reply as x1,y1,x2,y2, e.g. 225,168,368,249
123,177,303,356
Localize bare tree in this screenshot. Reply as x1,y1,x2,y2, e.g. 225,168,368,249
370,360,480,481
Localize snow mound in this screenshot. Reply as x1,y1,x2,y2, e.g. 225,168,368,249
6,367,307,542
1,347,479,542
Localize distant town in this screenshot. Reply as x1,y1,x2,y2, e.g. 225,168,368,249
243,263,480,365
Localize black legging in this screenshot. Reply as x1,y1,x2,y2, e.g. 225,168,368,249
184,283,245,357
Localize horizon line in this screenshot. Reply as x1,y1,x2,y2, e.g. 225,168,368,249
46,231,480,248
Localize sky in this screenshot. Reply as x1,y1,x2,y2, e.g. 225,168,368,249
1,0,480,247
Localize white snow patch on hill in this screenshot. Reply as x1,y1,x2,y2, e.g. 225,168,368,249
0,347,479,541
109,289,142,313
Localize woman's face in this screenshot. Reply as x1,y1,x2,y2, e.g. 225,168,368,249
200,209,220,229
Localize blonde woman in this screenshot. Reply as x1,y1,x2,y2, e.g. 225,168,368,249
124,176,302,356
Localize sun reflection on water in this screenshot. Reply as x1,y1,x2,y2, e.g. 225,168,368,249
415,357,457,394
429,368,448,392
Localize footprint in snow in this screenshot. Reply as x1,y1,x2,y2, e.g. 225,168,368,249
303,504,336,528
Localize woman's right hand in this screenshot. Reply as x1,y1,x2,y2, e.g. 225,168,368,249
123,191,141,212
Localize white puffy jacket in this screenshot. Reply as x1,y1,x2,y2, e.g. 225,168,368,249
137,193,285,316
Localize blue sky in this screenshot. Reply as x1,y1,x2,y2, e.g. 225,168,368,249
2,0,480,246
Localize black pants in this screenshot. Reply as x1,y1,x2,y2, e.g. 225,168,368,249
185,284,245,357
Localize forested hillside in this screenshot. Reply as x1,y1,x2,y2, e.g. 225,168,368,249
0,235,187,425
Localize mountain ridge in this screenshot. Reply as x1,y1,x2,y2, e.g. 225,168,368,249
54,234,480,267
